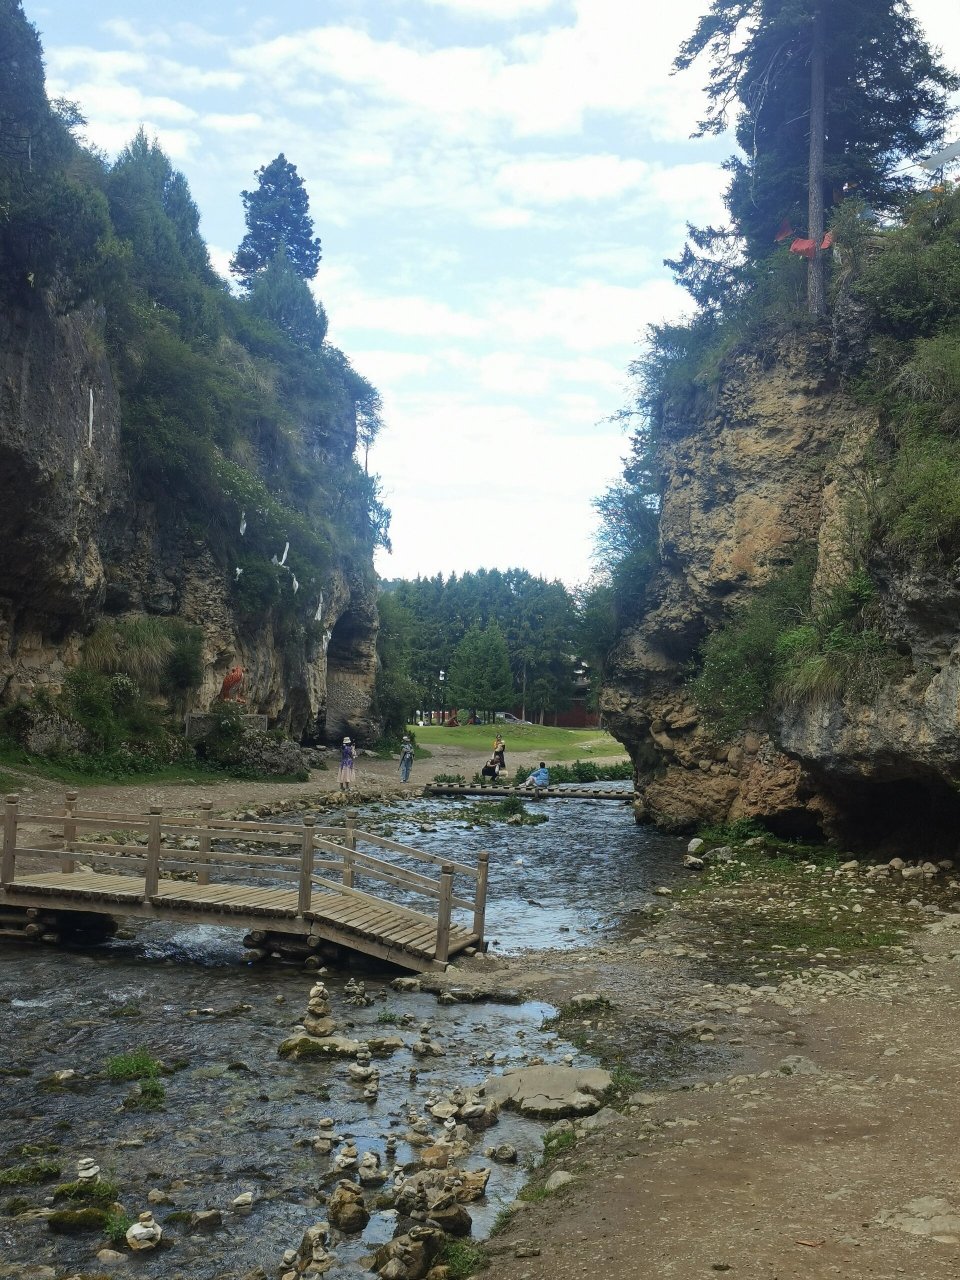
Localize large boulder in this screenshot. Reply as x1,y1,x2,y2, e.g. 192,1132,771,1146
481,1065,612,1119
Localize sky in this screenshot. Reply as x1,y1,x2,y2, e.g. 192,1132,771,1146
29,0,960,588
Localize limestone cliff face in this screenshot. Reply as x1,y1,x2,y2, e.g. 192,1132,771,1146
0,297,379,742
601,336,958,845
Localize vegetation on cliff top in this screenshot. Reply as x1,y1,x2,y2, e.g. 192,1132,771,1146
0,0,388,624
595,0,960,732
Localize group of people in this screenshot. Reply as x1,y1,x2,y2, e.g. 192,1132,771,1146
343,731,549,792
480,733,508,783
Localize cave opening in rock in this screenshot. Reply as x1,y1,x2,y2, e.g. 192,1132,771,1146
322,607,375,745
829,774,960,857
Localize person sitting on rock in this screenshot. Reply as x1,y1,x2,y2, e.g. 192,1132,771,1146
521,762,549,789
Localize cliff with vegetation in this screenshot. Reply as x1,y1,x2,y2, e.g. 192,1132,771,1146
0,2,384,772
601,188,960,850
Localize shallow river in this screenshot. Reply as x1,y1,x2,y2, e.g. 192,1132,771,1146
0,787,684,1276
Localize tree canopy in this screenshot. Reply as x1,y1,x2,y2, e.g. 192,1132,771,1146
383,568,583,722
673,0,958,310
230,154,322,288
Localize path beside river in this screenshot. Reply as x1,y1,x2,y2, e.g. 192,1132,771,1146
472,867,960,1280
4,761,958,1280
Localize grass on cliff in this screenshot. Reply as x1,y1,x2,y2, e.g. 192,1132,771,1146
688,554,906,735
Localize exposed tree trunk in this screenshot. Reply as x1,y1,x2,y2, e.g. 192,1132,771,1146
807,3,827,316
520,663,527,722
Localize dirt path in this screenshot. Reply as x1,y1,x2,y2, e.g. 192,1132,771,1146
453,888,960,1280
1,737,625,819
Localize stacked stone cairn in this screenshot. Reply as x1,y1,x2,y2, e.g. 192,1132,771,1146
126,1211,163,1251
303,981,336,1039
282,1221,336,1278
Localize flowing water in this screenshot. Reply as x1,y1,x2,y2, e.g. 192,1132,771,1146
0,786,685,1276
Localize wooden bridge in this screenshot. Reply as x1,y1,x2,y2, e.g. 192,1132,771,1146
423,783,633,801
0,794,488,973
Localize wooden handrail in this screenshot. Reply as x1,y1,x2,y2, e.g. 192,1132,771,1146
2,795,19,885
61,791,78,875
353,829,479,878
1,793,491,952
298,817,314,915
435,865,454,963
144,808,161,899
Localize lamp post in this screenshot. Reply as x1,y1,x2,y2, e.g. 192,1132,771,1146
439,669,446,726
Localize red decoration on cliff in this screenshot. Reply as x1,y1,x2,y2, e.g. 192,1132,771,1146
789,232,834,260
218,666,245,701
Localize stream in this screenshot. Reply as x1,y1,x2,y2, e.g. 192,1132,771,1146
0,786,685,1277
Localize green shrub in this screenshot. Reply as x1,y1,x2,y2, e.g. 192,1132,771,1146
104,1209,134,1246
688,552,815,736
124,1077,165,1110
439,1240,489,1279
105,1049,160,1082
775,571,904,705
54,1178,120,1204
0,1161,61,1186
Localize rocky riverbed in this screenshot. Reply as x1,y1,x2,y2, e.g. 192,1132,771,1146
5,791,960,1280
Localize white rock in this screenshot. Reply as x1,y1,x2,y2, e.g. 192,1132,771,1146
126,1212,162,1251
544,1170,575,1193
686,838,705,854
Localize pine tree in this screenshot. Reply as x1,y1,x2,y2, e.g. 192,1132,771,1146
230,154,321,288
674,0,958,315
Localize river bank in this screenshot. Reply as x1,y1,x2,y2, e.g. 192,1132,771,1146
473,845,960,1280
3,773,959,1280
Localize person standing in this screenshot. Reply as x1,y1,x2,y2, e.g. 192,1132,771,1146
493,733,506,776
398,735,415,783
338,737,356,791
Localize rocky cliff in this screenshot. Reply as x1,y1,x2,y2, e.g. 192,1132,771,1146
601,334,960,850
0,296,379,742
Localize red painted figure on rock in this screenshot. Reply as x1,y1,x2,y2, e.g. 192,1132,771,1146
217,666,245,702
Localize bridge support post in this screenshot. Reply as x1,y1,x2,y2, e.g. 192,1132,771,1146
197,801,213,885
60,791,78,874
2,794,18,886
436,864,454,965
343,810,357,888
298,817,315,916
473,851,489,941
144,807,161,900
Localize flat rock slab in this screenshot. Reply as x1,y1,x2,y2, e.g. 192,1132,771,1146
278,1033,364,1060
482,1065,612,1118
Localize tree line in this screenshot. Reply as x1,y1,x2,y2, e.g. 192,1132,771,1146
374,569,599,736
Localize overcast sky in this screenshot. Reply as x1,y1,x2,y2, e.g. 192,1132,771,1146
31,0,960,588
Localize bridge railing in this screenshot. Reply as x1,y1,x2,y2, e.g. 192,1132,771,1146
1,795,489,961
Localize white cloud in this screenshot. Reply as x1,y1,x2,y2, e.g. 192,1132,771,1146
423,0,560,16
101,18,171,50
201,112,264,134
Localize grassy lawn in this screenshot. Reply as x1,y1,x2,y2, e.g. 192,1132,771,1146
409,723,628,762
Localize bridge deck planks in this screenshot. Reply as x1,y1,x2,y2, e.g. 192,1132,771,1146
1,869,476,966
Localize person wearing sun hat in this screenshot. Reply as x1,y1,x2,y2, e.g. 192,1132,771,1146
338,736,356,790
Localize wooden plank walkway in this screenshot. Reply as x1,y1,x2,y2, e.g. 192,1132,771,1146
0,795,489,973
423,783,632,801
